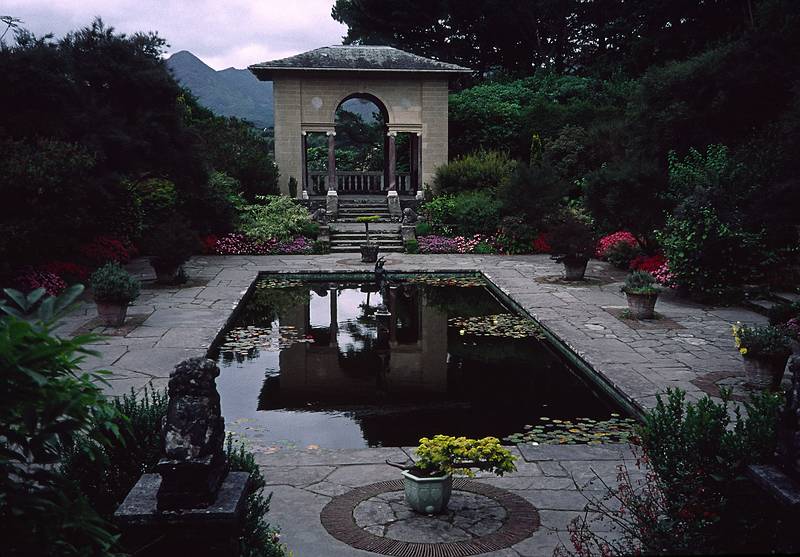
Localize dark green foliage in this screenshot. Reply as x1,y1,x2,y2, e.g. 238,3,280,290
404,239,419,254
622,271,659,295
312,240,330,255
288,177,298,198
605,241,642,270
636,388,782,552
657,207,763,300
0,286,125,556
768,300,800,326
62,387,167,519
139,218,199,266
90,263,141,303
433,150,516,194
497,163,567,232
226,437,287,557
548,217,595,262
473,242,495,254
421,191,502,236
583,163,667,247
415,222,432,236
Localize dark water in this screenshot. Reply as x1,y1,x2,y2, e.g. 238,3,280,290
211,274,623,449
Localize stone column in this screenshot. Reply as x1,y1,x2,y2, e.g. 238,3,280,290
387,131,397,191
386,131,401,219
301,131,309,199
329,287,338,347
326,131,338,218
327,131,336,191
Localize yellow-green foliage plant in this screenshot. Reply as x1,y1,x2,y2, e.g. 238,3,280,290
414,435,516,477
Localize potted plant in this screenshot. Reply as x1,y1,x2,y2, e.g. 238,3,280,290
141,219,199,284
732,322,791,389
549,217,595,281
357,215,381,263
91,262,140,326
621,270,661,319
388,435,516,515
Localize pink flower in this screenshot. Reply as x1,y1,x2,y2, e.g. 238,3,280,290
595,231,638,259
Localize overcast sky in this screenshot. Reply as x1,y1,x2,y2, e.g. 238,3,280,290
3,0,349,69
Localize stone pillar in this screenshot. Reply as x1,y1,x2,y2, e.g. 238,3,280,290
301,131,309,200
329,287,338,347
387,131,397,191
326,131,338,218
327,131,336,191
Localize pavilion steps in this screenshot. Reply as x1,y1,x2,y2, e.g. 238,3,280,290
328,218,404,252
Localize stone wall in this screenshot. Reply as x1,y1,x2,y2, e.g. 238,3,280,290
272,74,449,195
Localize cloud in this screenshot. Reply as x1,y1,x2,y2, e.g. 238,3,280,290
3,0,348,69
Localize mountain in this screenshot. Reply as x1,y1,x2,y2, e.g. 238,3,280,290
167,50,274,129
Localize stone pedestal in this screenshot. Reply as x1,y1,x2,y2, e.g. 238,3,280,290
115,472,250,557
327,190,338,220
387,190,401,220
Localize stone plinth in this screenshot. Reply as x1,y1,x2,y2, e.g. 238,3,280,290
115,472,250,557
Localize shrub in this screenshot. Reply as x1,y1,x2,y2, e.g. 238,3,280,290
132,177,178,233
140,218,199,267
79,236,134,266
605,240,642,269
496,162,566,232
415,221,433,236
656,207,763,299
629,253,667,274
492,216,536,255
421,191,502,236
433,150,517,194
595,231,638,259
532,232,552,253
557,388,783,556
414,435,516,477
0,285,124,555
90,262,140,304
548,217,595,262
473,241,495,254
404,239,419,254
238,196,316,242
41,261,91,284
14,268,67,296
767,300,800,326
583,163,667,248
312,240,330,255
621,270,660,295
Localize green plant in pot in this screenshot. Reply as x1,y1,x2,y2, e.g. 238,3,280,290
389,435,516,514
732,322,791,390
621,270,661,319
357,215,381,263
140,219,199,284
91,262,140,326
549,217,596,281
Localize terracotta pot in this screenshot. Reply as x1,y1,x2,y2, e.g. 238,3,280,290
402,470,453,514
743,355,789,390
563,258,588,281
96,301,128,327
625,291,659,320
360,244,380,263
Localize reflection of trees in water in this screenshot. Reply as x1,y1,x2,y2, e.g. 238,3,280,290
424,285,504,319
236,286,310,327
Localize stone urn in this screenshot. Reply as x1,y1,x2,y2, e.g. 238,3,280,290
562,257,588,281
151,258,184,285
743,355,789,390
402,469,452,514
625,292,659,320
96,301,129,327
360,244,380,263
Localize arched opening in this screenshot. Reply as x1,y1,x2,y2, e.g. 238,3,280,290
302,93,419,196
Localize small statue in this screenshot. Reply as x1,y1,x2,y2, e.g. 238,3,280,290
156,357,229,510
310,208,328,225
402,207,418,225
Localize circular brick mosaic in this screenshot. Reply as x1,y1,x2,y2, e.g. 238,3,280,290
320,478,539,556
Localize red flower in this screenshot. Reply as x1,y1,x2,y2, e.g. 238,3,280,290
595,231,638,259
79,236,133,265
629,253,667,273
532,232,552,253
41,261,91,283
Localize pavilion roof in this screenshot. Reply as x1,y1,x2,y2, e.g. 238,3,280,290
249,45,471,79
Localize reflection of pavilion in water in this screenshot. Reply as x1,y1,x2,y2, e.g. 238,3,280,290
259,283,448,409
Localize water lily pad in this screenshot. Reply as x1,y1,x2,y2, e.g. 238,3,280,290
448,314,544,339
504,415,638,445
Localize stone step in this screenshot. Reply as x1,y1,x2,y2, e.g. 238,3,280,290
774,292,800,304
330,245,404,253
329,222,401,232
330,239,403,246
334,218,396,224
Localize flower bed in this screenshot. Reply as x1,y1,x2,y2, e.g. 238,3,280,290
211,233,313,255
418,234,487,254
